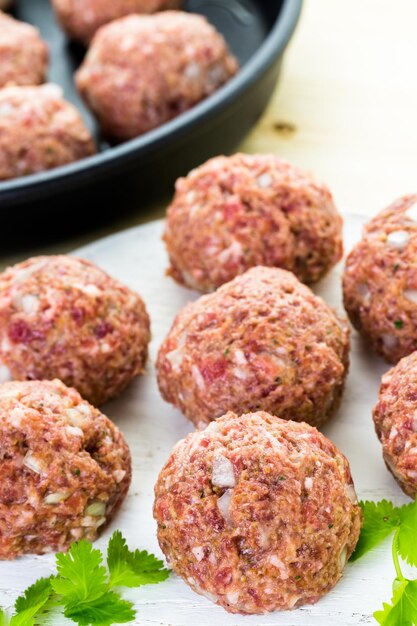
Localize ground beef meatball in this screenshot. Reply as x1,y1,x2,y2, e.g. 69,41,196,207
0,11,48,87
373,351,417,498
75,12,238,141
343,194,417,363
157,267,349,429
0,84,96,180
0,379,131,560
154,411,361,614
52,0,184,45
0,255,150,406
164,154,343,292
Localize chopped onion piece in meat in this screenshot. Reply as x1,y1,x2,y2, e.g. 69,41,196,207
23,451,42,475
404,289,417,303
226,591,239,605
0,364,11,384
386,230,410,250
44,492,70,504
217,488,233,522
338,545,348,570
191,546,205,562
113,469,126,483
85,501,106,517
345,483,358,503
212,453,236,487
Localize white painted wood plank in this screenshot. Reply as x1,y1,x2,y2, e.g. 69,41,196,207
0,215,409,625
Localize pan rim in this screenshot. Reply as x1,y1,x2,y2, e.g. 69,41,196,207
0,0,303,199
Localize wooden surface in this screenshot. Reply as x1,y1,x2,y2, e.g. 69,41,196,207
0,215,410,625
2,0,417,268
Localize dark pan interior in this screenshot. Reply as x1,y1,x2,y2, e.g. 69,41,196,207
13,0,282,151
0,0,302,245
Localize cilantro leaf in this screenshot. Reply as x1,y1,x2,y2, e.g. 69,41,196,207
398,500,417,567
0,533,169,626
374,578,417,625
107,531,169,588
63,591,135,626
10,577,53,626
14,577,52,614
350,500,401,562
52,541,108,606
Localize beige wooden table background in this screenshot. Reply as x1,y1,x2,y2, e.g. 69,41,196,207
2,0,417,267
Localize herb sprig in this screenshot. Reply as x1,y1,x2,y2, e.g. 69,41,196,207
0,531,169,626
351,499,417,624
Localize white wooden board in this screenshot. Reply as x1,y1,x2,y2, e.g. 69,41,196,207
0,215,410,625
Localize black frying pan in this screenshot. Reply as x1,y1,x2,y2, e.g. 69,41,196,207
2,0,302,235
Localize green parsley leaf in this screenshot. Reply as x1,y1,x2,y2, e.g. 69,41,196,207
10,577,53,626
398,500,417,567
374,578,417,625
0,532,170,626
107,531,169,588
63,591,135,626
350,500,401,562
52,541,108,606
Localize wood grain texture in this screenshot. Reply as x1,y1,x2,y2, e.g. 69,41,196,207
241,0,417,216
0,215,410,625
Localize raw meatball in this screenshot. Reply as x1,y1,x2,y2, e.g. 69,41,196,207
373,351,417,498
75,12,238,141
0,84,96,180
343,194,417,363
52,0,184,44
157,266,350,428
164,154,343,292
0,255,150,406
154,411,362,614
0,11,48,87
0,379,131,559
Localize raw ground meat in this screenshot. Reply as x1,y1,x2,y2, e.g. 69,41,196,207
373,351,417,498
157,266,350,429
154,410,362,614
164,154,343,292
0,255,150,405
52,0,184,44
0,11,48,87
0,379,131,559
0,84,96,180
343,194,417,363
76,12,238,141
